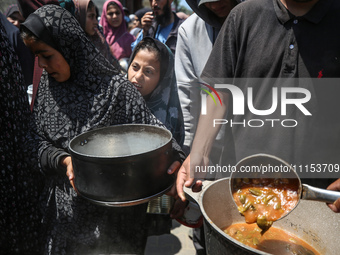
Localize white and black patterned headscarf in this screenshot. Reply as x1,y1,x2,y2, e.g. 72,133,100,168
20,5,184,253
21,5,183,163
21,4,118,92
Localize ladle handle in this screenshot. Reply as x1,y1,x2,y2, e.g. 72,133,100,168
302,184,340,203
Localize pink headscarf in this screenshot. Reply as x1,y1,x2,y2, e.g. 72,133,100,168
99,0,135,60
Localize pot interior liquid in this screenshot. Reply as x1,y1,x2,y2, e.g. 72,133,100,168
224,223,320,255
75,132,168,157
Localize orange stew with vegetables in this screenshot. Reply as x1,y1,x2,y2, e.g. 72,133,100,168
232,178,299,232
224,223,320,255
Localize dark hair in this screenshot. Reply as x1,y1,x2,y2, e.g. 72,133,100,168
58,0,75,15
134,37,161,63
134,8,151,22
20,19,59,52
131,37,169,84
107,2,120,11
20,25,39,43
88,0,95,10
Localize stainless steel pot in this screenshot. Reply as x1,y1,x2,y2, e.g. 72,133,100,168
190,178,340,255
68,124,174,206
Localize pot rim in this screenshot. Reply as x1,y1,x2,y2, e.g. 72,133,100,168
78,180,174,207
198,178,272,255
68,124,173,159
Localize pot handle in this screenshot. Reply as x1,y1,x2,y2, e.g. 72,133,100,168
302,184,340,203
184,180,214,204
175,180,214,228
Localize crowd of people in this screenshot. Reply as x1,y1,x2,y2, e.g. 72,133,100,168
1,0,340,254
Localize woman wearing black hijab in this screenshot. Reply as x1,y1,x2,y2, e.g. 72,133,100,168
0,19,41,253
20,5,184,254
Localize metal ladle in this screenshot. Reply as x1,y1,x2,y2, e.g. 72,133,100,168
230,153,340,222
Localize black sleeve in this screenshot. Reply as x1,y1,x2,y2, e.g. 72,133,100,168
40,146,71,175
201,9,238,85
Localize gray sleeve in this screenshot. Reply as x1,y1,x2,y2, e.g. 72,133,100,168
175,23,201,151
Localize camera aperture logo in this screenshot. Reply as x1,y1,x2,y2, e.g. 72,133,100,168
199,82,223,115
200,83,312,128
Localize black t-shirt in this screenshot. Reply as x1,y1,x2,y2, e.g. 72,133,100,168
200,0,340,182
202,0,340,79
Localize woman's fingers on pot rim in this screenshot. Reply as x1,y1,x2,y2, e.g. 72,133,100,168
167,161,181,174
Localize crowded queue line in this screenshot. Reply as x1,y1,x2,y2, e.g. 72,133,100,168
1,0,340,254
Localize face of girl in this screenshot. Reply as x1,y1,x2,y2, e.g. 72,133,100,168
128,49,161,97
24,38,71,82
106,5,122,28
7,12,25,29
85,6,98,36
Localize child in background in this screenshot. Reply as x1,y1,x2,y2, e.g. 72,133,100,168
128,37,184,146
73,0,121,71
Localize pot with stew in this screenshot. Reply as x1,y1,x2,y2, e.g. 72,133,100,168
184,154,340,254
195,178,340,255
229,154,340,234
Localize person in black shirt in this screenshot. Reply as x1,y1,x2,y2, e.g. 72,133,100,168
176,0,340,213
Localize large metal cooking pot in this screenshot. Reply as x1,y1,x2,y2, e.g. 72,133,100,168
68,124,174,206
189,178,340,255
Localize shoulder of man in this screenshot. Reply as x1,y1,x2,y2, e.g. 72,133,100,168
169,12,184,36
178,13,210,33
173,11,184,29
